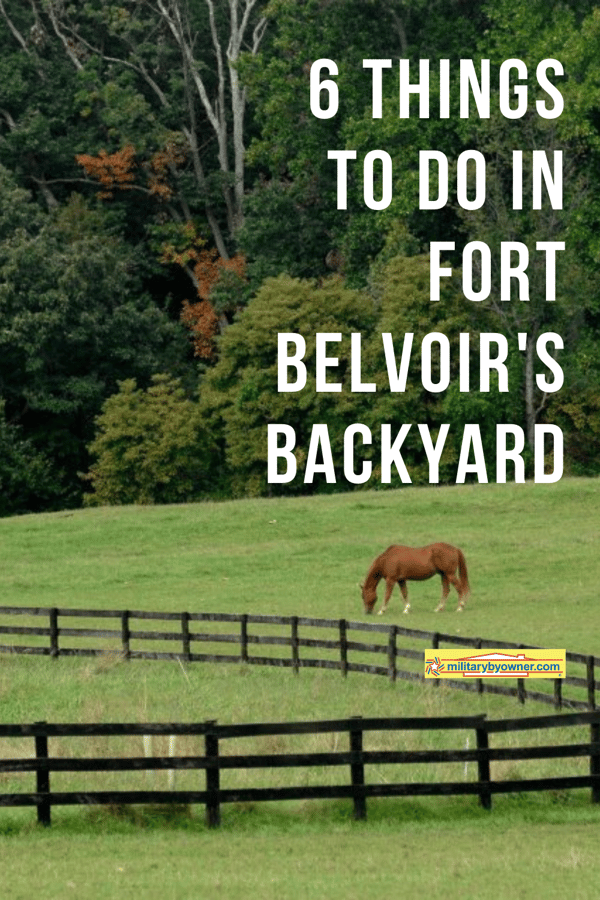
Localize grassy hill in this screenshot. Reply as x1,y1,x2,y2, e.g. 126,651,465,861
1,477,598,653
1,479,600,898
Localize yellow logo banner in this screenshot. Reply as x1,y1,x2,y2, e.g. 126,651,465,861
424,649,566,679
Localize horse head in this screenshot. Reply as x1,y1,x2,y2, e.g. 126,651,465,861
360,581,377,614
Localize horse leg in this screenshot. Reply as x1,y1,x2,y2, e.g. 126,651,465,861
399,580,410,614
435,575,450,612
456,580,467,611
378,577,396,615
446,571,466,611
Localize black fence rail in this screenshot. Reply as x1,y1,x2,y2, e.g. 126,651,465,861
0,605,598,711
1,711,599,827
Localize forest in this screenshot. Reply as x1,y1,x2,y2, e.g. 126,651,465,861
0,0,599,515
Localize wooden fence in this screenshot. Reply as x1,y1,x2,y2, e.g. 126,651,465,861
0,605,598,710
1,711,599,827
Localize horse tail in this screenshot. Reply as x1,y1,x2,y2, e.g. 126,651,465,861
457,548,470,597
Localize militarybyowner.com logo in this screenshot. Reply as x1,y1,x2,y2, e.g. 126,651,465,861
424,650,566,679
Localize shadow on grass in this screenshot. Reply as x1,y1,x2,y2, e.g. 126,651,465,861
3,790,600,839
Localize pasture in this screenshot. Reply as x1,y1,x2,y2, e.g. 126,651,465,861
1,477,598,648
1,477,600,897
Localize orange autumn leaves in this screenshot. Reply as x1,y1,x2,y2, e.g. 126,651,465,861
75,144,137,199
76,141,186,201
165,229,246,360
76,144,245,359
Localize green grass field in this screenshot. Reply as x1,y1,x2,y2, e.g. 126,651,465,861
1,477,598,648
1,478,600,898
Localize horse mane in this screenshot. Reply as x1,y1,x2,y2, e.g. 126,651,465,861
364,547,395,589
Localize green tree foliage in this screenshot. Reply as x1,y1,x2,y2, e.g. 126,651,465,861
0,402,56,516
239,0,405,283
85,375,216,505
201,256,496,494
363,253,464,483
241,0,489,284
548,330,600,476
0,1,268,258
1,1,600,511
0,5,88,210
201,274,377,495
360,253,517,484
0,172,188,509
461,0,600,458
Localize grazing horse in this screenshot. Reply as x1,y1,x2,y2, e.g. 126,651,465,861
360,543,470,615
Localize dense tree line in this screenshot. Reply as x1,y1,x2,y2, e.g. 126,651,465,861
0,0,599,512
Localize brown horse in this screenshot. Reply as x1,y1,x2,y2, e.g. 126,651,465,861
361,543,470,615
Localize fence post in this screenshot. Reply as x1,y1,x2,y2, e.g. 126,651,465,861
339,619,348,677
587,656,596,710
590,719,600,804
476,722,492,810
517,645,527,704
205,720,221,828
553,677,562,710
349,716,366,820
432,633,440,689
291,616,300,675
34,722,51,827
181,612,191,663
240,614,249,664
387,626,397,683
120,610,131,660
475,639,484,695
49,608,59,659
